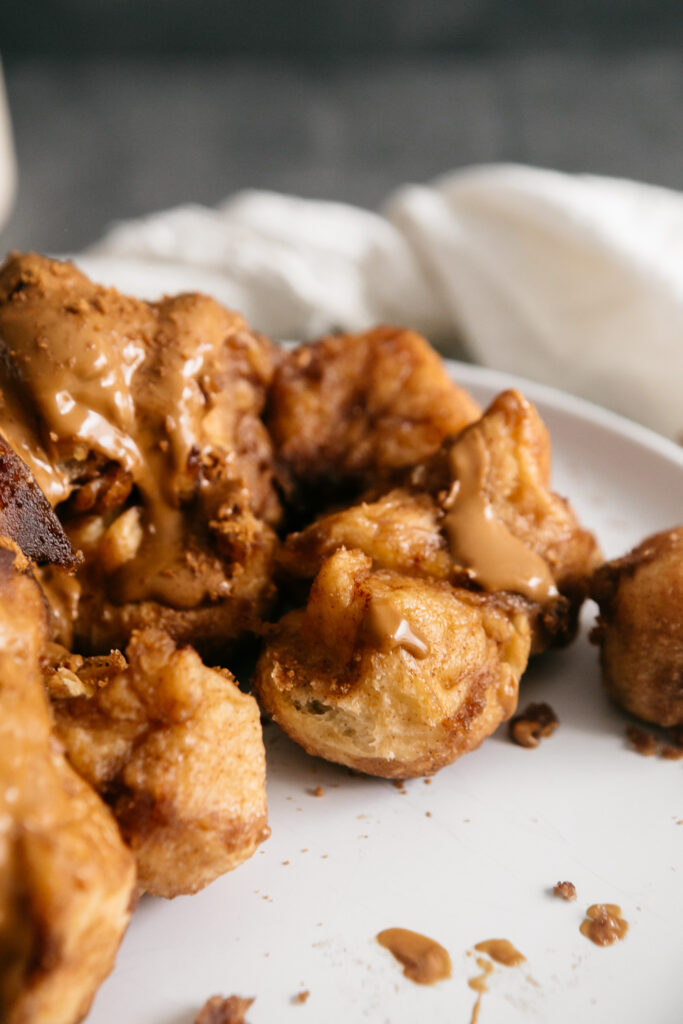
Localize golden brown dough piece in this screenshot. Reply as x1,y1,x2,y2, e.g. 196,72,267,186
47,628,269,898
0,540,135,1024
591,527,683,727
253,548,531,778
422,388,600,602
277,487,453,586
266,326,481,512
0,251,280,656
278,390,601,651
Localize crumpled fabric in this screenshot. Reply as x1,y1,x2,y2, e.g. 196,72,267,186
89,164,683,439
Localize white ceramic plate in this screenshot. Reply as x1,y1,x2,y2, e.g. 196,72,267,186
74,257,683,1024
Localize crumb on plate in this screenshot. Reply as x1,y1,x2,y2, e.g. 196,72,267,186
195,995,255,1024
553,881,577,901
625,725,658,756
509,703,559,748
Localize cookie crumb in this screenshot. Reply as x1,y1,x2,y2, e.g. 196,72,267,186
310,785,325,797
626,725,658,756
291,991,310,1005
553,880,577,901
195,995,254,1024
509,703,559,748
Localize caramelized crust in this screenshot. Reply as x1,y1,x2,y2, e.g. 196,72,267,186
0,541,135,1024
591,527,683,727
266,326,481,512
47,628,269,898
0,252,280,655
253,548,531,778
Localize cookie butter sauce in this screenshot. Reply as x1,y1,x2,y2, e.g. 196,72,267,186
442,392,558,603
474,938,526,966
580,904,629,946
365,598,429,658
0,298,208,607
0,264,148,504
0,255,273,611
467,956,493,1024
376,928,451,984
468,938,526,1023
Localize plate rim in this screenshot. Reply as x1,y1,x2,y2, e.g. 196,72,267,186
443,357,683,471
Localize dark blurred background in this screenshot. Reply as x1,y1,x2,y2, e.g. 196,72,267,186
2,0,682,252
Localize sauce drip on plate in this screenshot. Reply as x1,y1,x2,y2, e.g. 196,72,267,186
580,904,629,946
376,927,451,984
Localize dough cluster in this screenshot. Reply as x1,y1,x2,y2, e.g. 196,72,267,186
2,251,675,1023
257,381,601,777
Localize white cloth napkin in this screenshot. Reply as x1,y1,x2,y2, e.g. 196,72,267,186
89,164,683,440
0,63,16,234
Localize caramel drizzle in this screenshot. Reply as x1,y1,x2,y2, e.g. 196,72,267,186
467,956,493,1024
467,937,526,1022
0,330,146,483
0,284,224,609
365,597,429,659
442,429,558,602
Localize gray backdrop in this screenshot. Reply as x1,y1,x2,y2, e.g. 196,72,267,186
2,0,682,253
